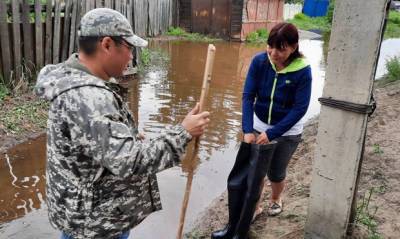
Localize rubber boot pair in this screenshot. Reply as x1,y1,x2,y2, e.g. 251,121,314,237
211,141,276,239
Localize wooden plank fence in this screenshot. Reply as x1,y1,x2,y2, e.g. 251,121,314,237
0,0,175,85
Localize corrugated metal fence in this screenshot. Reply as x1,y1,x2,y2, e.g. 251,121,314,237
0,0,175,84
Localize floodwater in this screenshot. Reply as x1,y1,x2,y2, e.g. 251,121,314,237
8,36,399,238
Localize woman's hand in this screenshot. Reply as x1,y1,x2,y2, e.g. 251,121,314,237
244,133,256,143
256,132,270,144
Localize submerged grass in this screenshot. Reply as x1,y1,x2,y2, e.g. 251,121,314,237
137,47,170,73
166,27,221,42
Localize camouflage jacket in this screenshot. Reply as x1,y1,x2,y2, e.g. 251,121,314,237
35,54,192,238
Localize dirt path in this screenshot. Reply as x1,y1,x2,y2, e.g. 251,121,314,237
188,81,400,239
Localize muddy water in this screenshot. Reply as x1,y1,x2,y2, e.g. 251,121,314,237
0,40,326,239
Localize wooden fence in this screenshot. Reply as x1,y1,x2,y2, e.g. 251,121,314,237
0,0,175,84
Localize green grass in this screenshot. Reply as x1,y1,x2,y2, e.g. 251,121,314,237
377,55,400,86
140,48,151,66
385,11,400,39
246,28,269,44
288,13,331,33
137,48,170,73
288,3,399,39
373,144,384,155
0,83,9,103
166,27,221,42
355,188,384,239
0,99,49,134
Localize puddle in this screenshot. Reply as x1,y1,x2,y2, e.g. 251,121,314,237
0,39,326,238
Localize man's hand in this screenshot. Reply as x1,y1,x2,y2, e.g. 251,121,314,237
182,103,210,137
256,132,270,145
137,132,145,140
244,133,256,143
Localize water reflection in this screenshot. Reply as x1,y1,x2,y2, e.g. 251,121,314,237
0,135,46,223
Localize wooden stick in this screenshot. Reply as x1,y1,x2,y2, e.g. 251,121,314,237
176,44,216,239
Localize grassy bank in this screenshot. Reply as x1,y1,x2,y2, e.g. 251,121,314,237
0,94,48,136
289,9,400,39
166,27,221,42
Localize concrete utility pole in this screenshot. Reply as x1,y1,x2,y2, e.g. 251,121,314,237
305,0,390,238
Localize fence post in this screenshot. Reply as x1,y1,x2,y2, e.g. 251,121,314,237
11,0,22,80
21,0,34,69
35,0,44,68
52,0,61,63
0,0,12,82
45,0,52,64
61,0,73,61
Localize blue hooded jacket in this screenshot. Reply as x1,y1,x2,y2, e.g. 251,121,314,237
242,52,312,140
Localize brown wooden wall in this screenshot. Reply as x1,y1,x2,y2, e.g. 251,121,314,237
241,0,284,40
177,0,284,41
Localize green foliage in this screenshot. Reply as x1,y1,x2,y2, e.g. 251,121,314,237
166,27,221,42
166,27,187,36
382,56,400,83
288,13,331,33
326,0,335,24
288,6,399,39
385,11,400,39
0,82,9,103
245,28,269,44
356,188,384,239
0,100,49,134
137,48,170,73
140,48,151,66
373,144,384,155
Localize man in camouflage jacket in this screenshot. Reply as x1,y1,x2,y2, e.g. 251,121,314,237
35,8,210,239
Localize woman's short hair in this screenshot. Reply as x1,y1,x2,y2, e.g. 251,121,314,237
267,23,303,65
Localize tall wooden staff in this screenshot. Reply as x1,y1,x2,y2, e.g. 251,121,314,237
176,44,216,239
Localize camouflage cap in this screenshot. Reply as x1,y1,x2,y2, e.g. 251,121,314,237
78,8,148,47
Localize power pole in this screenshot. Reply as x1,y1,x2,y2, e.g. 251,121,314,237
305,0,390,238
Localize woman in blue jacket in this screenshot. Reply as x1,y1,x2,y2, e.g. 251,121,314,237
212,23,312,239
243,22,312,217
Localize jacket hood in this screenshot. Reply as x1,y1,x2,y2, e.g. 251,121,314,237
269,56,310,74
35,53,107,101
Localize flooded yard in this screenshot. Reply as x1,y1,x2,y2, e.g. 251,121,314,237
0,39,400,239
1,37,396,238
0,39,325,239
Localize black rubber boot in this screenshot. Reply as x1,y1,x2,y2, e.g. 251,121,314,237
211,142,251,239
232,143,276,239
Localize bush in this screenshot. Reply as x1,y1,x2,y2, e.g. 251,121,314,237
166,27,187,36
246,28,269,44
384,56,400,82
